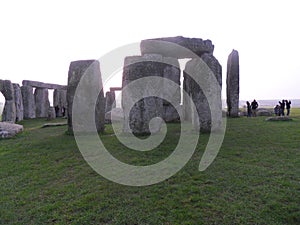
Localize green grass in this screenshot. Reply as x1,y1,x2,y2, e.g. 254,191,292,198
0,111,300,224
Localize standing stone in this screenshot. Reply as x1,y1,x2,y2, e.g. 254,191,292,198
13,83,24,122
0,80,16,122
105,91,116,113
162,57,181,122
67,60,105,134
183,70,193,122
21,86,36,119
34,88,50,118
226,49,239,117
122,54,164,134
53,89,67,117
183,53,222,132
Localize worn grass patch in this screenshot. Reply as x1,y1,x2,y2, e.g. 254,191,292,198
0,110,299,224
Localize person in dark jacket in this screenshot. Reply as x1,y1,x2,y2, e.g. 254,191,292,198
279,100,285,116
251,100,258,117
285,100,291,116
246,101,252,117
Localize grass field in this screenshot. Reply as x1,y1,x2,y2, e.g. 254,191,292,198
0,110,299,224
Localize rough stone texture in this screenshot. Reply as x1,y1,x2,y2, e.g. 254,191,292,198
53,89,67,117
0,80,16,122
162,57,181,122
13,83,24,122
141,36,214,58
22,80,67,90
183,54,222,132
105,91,116,113
0,122,23,138
226,50,239,117
21,86,36,119
122,54,164,134
67,60,105,133
257,108,272,117
34,88,50,118
47,107,56,120
105,108,124,123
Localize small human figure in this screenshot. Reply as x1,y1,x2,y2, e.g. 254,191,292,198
251,99,258,117
246,101,252,117
285,100,291,116
274,105,280,116
279,100,285,116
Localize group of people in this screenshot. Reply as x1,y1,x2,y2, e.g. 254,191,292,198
274,100,291,116
246,99,259,117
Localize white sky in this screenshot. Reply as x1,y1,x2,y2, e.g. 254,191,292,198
0,0,299,102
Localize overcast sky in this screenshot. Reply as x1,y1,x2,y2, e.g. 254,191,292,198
0,0,299,102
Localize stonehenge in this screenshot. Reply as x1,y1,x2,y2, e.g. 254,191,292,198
1,36,237,136
226,50,240,117
0,79,67,123
121,36,223,134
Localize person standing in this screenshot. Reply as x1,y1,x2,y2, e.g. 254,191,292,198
251,99,258,117
279,100,285,116
285,100,291,116
246,101,252,117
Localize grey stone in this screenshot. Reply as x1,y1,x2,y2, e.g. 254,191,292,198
0,122,23,138
141,36,214,58
0,80,16,122
162,57,181,122
122,55,164,134
183,54,222,132
67,60,105,133
13,83,24,122
226,50,239,117
53,89,67,117
47,107,56,120
105,91,116,113
22,80,67,90
34,88,50,118
21,86,36,119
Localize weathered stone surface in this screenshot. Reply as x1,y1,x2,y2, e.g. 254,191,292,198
183,54,222,132
257,108,272,116
122,55,164,134
47,107,56,120
13,83,24,122
0,80,16,122
162,57,181,122
22,80,67,90
226,50,239,117
141,36,214,58
67,60,105,133
163,105,181,122
34,88,50,118
53,89,67,117
105,91,116,113
105,108,124,123
21,86,36,119
0,122,23,138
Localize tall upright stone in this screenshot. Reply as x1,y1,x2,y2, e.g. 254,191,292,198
0,80,16,122
67,60,105,134
183,53,222,132
13,83,24,122
122,54,164,134
162,57,181,122
105,91,116,113
21,86,36,119
34,88,50,118
53,89,67,117
226,50,239,117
